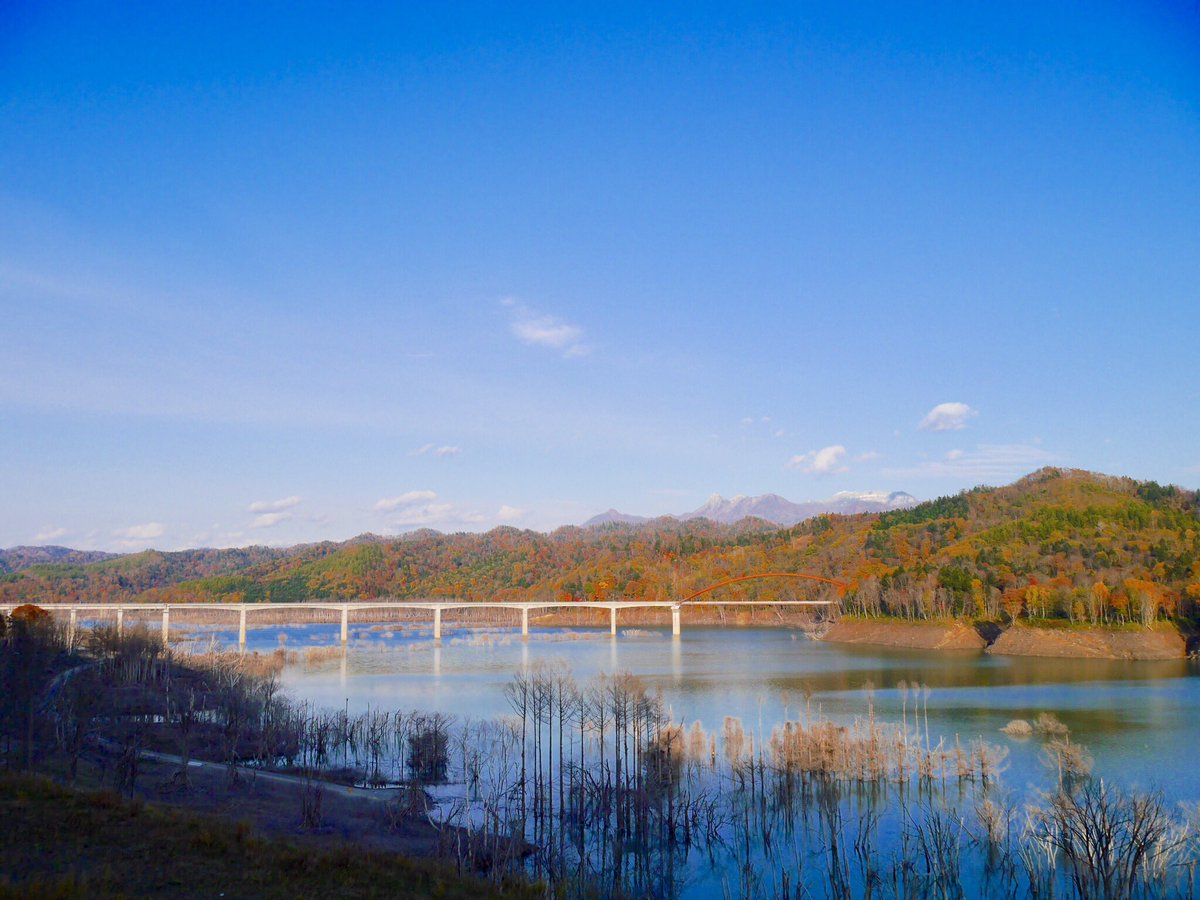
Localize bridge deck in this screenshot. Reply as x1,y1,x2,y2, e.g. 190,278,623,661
3,597,836,645
2,599,832,613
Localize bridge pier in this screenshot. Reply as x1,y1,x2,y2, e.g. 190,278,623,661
161,607,170,648
433,608,442,641
116,607,124,638
521,608,529,638
68,608,77,649
610,607,617,636
671,605,681,637
238,608,247,647
340,606,349,644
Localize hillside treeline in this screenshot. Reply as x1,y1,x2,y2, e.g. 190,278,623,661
3,468,1198,626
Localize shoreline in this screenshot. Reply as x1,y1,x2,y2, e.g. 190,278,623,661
819,617,1190,661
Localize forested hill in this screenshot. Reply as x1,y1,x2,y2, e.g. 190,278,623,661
3,468,1198,625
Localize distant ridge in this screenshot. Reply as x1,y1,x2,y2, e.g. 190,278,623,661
0,545,119,574
581,509,655,527
583,490,917,528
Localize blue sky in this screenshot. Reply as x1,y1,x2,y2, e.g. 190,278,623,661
2,2,1198,550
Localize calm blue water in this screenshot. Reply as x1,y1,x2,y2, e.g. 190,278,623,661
172,619,1200,804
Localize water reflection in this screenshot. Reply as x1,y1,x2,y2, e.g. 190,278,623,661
173,621,1200,802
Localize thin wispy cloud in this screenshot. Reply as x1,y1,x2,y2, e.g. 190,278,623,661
115,522,165,540
248,496,303,514
497,505,527,521
409,443,463,458
251,512,291,529
374,490,438,512
112,522,166,547
918,402,977,432
502,298,589,357
855,450,882,462
34,526,67,542
374,490,485,528
884,443,1058,480
788,445,848,475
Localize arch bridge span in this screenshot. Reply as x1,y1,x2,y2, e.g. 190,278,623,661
2,571,841,646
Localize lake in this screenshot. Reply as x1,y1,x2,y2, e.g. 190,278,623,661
175,619,1200,896
169,619,1200,800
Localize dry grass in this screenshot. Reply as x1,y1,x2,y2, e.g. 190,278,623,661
188,647,292,678
304,646,345,665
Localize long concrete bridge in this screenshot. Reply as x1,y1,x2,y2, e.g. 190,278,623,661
1,573,843,649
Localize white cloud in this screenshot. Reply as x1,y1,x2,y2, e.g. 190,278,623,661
884,443,1058,480
497,505,527,521
112,522,166,547
788,445,848,475
918,402,977,432
248,495,303,513
373,490,487,529
855,450,882,462
512,318,582,349
34,526,67,542
251,512,291,529
503,298,588,357
390,503,457,526
374,490,438,512
409,443,463,458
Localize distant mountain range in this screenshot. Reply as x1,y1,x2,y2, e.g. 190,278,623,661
2,469,1195,609
583,490,918,528
0,545,119,574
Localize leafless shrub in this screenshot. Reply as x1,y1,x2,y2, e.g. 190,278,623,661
299,768,324,829
1030,780,1188,899
1034,712,1069,736
1043,737,1094,790
1001,719,1033,737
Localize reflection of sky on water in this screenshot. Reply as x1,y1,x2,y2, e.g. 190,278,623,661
165,619,1200,802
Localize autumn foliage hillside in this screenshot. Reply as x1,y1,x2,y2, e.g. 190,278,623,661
2,468,1198,625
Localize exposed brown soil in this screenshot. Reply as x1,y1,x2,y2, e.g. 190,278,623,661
987,624,1187,660
819,619,987,651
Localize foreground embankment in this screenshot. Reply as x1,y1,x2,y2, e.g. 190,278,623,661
820,617,1189,660
0,770,533,900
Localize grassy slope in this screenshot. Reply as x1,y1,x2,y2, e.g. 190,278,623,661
0,772,537,900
